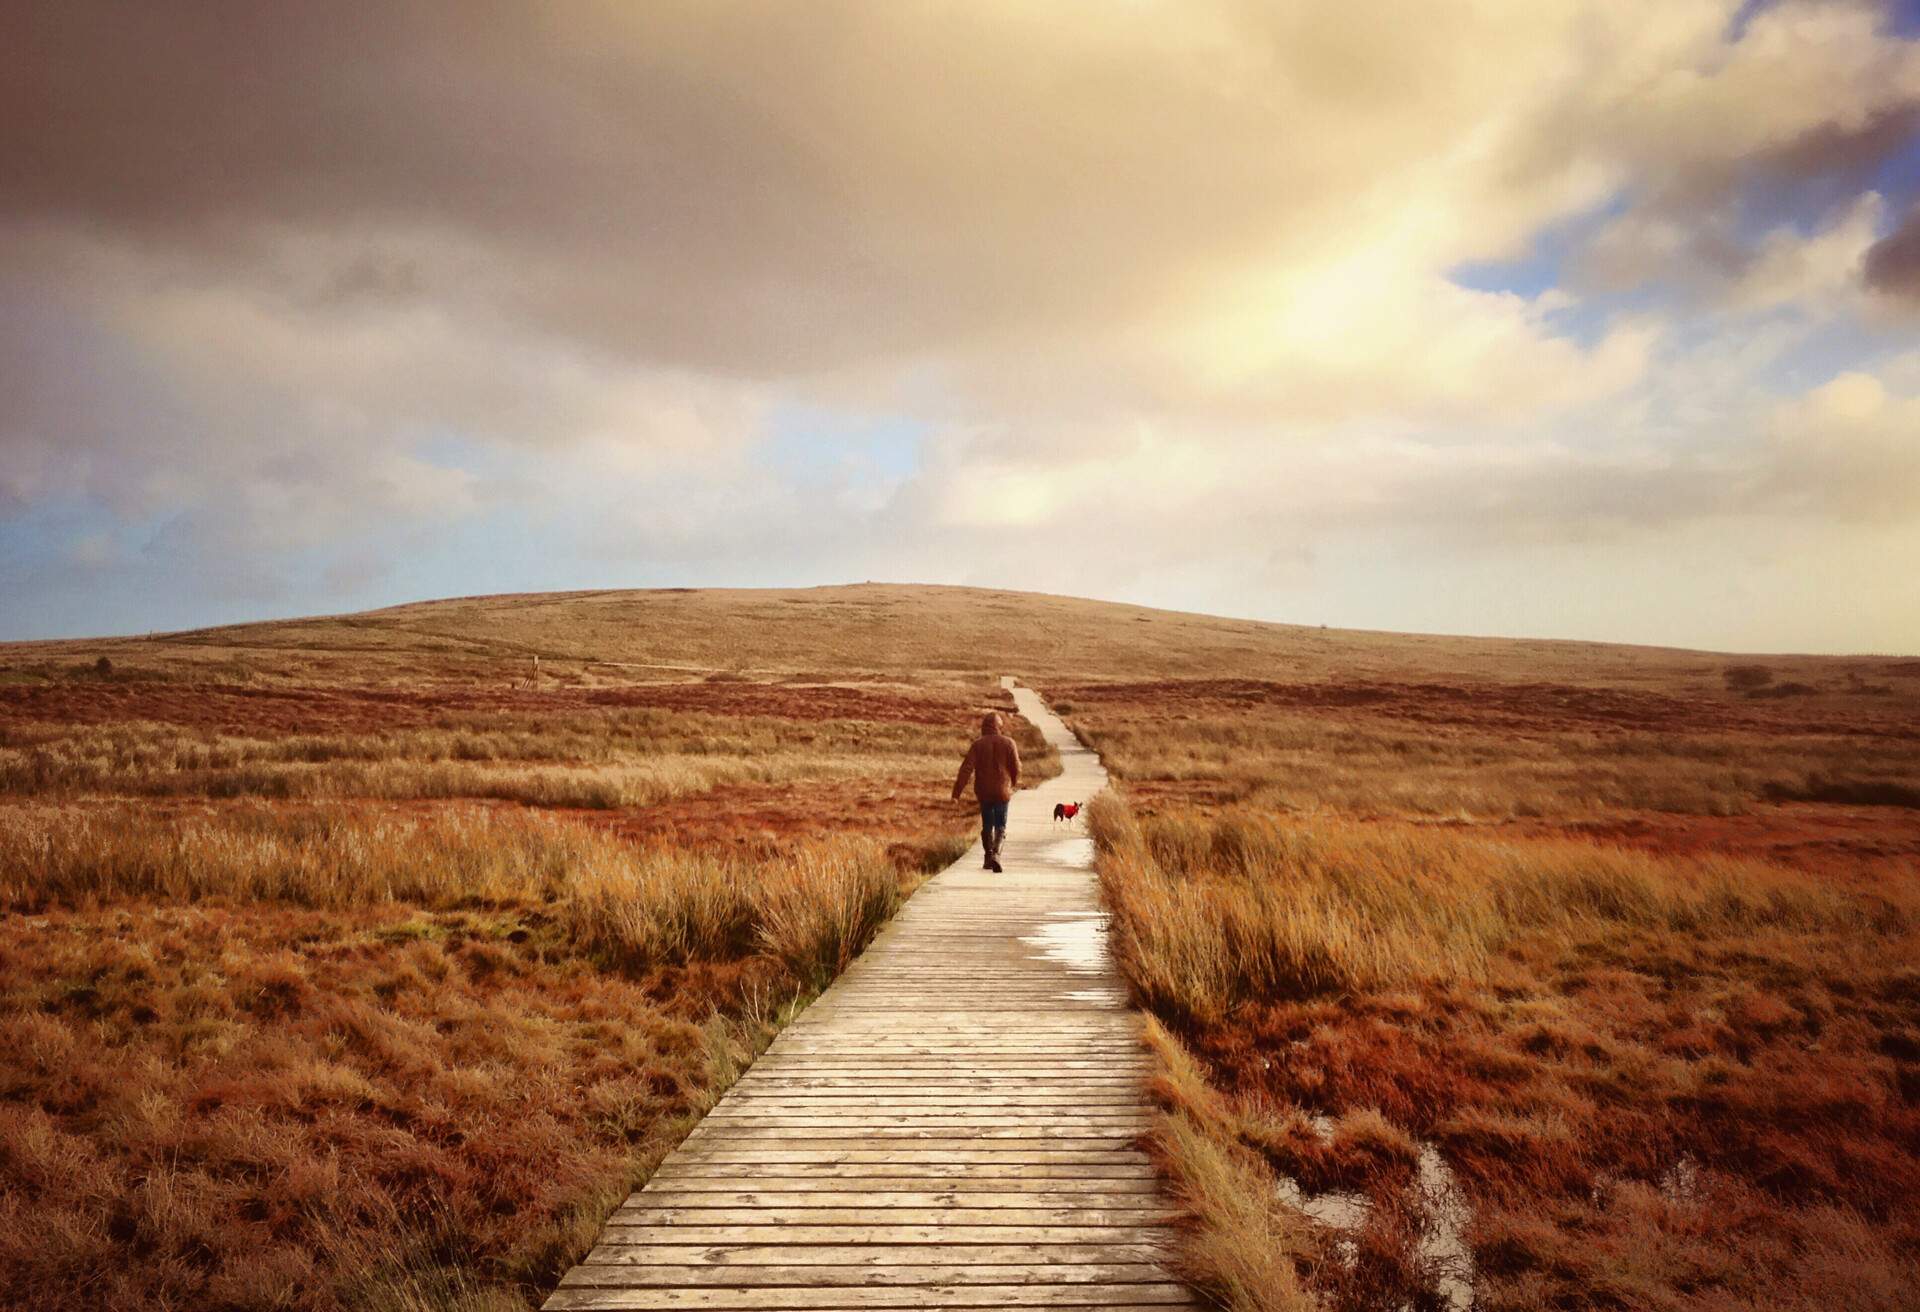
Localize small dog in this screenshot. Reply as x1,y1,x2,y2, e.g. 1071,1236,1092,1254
1053,801,1081,823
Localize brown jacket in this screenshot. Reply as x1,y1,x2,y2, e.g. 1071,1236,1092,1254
953,731,1021,804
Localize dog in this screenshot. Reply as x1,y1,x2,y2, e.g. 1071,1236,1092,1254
1053,801,1081,823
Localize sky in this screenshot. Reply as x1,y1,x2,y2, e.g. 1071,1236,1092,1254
4,0,1920,654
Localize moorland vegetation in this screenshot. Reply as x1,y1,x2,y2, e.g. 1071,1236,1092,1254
0,596,1073,1309
1056,666,1920,1312
6,583,1916,1310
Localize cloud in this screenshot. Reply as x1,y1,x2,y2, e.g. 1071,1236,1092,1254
2,0,1919,649
5,0,1821,414
1756,370,1920,519
1865,203,1920,300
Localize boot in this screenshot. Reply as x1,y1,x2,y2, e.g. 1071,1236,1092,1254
987,827,1005,873
981,825,996,870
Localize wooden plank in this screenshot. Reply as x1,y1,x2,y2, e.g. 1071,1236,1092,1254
624,1192,1171,1210
633,1178,1165,1195
695,1116,1149,1130
545,1283,1195,1309
684,1133,1150,1144
717,1095,1148,1106
736,1075,1147,1083
682,1129,1145,1144
726,1077,1146,1089
645,1163,1158,1181
592,1225,1176,1245
609,1207,1176,1226
752,1061,1146,1071
664,1151,1146,1165
701,1108,1151,1120
579,1244,1171,1267
728,1087,1145,1097
561,1263,1172,1286
761,1053,1143,1060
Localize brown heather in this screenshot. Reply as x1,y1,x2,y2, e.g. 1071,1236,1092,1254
0,594,1066,1310
1092,794,1920,1311
5,584,1919,1311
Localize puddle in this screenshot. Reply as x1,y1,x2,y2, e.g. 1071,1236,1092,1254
1415,1143,1474,1312
1019,911,1109,974
1275,1117,1475,1311
1036,837,1096,867
1274,1179,1373,1228
1658,1153,1701,1206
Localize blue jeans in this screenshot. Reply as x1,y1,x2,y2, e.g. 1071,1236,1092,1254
979,800,1009,830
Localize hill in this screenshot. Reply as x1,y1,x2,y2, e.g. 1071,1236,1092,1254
9,580,1916,686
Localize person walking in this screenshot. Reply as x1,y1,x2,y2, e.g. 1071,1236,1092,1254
952,711,1021,872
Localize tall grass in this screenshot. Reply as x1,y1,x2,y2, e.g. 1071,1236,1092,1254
0,794,909,1311
0,741,947,807
1095,792,1920,1310
0,702,1051,808
1090,794,1907,1023
1070,707,1920,819
563,834,899,986
1,802,902,981
1138,1017,1317,1312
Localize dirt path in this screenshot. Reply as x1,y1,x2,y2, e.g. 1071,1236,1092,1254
542,678,1193,1311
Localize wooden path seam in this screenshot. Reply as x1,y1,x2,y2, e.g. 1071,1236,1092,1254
543,678,1195,1311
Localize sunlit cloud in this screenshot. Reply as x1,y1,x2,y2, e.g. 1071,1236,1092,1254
3,0,1918,649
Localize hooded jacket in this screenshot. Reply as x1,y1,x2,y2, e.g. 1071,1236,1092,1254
952,729,1021,804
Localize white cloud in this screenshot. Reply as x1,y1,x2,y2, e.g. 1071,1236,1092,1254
4,0,1919,649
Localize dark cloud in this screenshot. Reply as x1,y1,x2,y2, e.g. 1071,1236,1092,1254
1865,204,1920,297
0,1,1338,376
4,0,1920,647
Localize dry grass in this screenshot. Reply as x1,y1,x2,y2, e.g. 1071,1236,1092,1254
0,806,910,1310
1138,1016,1318,1312
0,708,977,803
0,898,794,1310
1059,681,1920,825
1065,655,1920,1307
5,583,1915,1309
1092,798,1900,1023
16,582,1920,692
2,801,903,979
1093,795,1920,1311
0,645,1025,1310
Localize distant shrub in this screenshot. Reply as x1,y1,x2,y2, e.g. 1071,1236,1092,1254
1724,664,1774,692
1845,673,1895,696
1765,774,1920,809
1747,681,1819,699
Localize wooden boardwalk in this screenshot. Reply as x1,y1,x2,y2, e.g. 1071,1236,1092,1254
544,679,1193,1311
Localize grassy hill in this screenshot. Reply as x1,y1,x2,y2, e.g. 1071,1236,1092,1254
10,580,1917,688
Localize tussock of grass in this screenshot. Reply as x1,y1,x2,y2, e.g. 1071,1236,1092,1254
0,802,902,1310
1144,1028,1319,1312
2,802,903,983
1094,792,1920,1310
4,803,602,910
0,737,946,807
1091,796,1900,1023
1065,692,1920,820
565,835,900,989
0,899,800,1311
